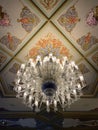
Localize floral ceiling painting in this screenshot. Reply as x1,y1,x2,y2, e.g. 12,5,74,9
0,0,46,55
0,0,98,129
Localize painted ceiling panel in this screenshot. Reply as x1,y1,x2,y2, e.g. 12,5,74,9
0,0,46,56
32,0,66,18
51,0,98,71
0,50,11,71
78,59,98,96
0,59,21,96
87,49,98,70
16,22,82,63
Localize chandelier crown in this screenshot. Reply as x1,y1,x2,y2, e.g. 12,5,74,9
14,53,86,112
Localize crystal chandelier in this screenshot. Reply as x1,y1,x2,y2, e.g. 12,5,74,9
14,53,86,112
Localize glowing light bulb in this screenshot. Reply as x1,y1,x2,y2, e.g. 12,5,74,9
79,75,84,81
35,101,38,107
21,64,25,69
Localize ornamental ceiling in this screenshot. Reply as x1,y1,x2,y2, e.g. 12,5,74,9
0,0,98,129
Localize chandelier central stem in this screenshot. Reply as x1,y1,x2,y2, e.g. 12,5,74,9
42,81,57,96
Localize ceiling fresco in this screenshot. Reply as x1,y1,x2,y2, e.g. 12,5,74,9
0,0,98,129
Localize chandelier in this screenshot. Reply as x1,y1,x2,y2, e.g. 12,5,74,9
14,53,86,112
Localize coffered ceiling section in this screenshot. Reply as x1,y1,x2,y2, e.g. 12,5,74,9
51,0,98,71
0,0,46,57
0,0,98,99
32,0,66,18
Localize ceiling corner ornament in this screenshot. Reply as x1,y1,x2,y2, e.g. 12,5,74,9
39,0,59,10
0,5,11,27
57,5,80,32
26,33,72,60
0,32,21,51
14,52,86,112
17,6,40,33
86,6,98,26
0,52,7,66
91,51,98,66
77,33,98,51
